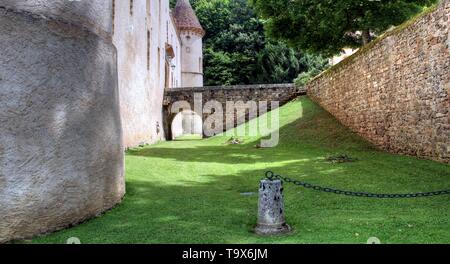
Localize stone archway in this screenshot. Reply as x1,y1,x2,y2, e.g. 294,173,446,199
163,84,304,141
171,110,203,139
163,101,202,140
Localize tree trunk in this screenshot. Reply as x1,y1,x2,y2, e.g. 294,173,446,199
362,29,371,45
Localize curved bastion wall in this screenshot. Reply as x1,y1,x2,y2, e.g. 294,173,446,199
0,0,125,243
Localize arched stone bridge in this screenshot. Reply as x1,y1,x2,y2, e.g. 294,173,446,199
163,83,305,139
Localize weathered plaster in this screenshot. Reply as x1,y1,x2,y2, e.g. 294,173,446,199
0,2,124,243
113,0,183,148
179,31,204,87
0,0,113,39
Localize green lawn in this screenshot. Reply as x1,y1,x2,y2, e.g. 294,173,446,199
34,97,450,244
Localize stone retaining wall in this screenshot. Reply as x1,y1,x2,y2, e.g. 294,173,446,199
307,0,450,163
163,84,305,138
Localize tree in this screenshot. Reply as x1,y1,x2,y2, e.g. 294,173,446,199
175,0,326,85
196,0,265,85
251,0,437,56
256,42,300,84
170,0,327,85
294,53,329,86
203,48,237,85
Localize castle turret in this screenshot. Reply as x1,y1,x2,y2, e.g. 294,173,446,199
173,0,205,87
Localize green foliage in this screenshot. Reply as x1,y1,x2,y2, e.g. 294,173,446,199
184,0,326,85
203,48,236,85
294,72,315,87
255,42,301,84
251,0,438,56
294,54,328,86
304,3,440,83
197,0,264,85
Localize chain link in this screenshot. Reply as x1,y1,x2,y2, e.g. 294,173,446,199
265,171,450,199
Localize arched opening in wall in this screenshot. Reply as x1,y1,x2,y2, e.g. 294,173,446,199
171,110,203,140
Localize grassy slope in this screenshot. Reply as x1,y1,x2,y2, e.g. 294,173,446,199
34,97,450,244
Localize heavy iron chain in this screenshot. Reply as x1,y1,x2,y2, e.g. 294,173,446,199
265,171,450,199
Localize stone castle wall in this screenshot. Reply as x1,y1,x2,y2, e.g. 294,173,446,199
0,0,124,242
163,84,305,138
307,0,450,163
113,0,183,148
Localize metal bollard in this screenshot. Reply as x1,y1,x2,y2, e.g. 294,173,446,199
255,179,291,235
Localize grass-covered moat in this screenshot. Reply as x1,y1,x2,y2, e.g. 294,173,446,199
34,97,450,244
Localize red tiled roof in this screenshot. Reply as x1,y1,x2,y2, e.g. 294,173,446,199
173,0,205,36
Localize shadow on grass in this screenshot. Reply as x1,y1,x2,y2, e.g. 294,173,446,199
35,159,450,244
127,99,374,166
118,164,450,244
34,97,450,244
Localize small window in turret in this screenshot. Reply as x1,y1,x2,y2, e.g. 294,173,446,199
130,0,134,16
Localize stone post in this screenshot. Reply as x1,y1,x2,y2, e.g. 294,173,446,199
255,179,291,235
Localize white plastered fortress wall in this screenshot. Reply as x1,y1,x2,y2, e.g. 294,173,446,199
0,0,124,243
0,0,204,242
113,0,184,148
113,0,203,147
